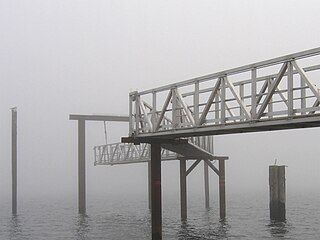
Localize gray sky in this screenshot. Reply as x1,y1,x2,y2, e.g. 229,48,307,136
1,0,320,204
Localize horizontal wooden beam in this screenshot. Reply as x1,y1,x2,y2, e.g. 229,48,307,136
69,114,129,122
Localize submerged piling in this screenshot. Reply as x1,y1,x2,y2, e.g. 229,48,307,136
269,165,286,221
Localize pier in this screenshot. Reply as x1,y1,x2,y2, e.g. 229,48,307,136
69,47,320,239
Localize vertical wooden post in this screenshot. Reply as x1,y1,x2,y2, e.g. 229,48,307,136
219,159,226,219
180,159,187,220
151,143,162,240
78,119,86,214
269,165,286,221
204,161,210,208
148,161,151,210
11,108,17,215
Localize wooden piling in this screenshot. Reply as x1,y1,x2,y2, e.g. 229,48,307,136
219,159,226,219
151,143,162,240
204,161,210,208
148,161,151,210
180,159,187,220
11,108,17,215
269,165,286,221
78,119,86,214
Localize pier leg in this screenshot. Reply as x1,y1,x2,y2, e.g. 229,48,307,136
11,108,17,215
151,143,162,240
219,159,226,219
180,159,187,220
78,119,86,214
148,161,151,210
269,165,286,221
204,161,210,209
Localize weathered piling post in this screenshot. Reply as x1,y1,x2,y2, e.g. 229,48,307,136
11,107,17,215
151,143,162,240
148,161,152,210
219,159,226,219
78,119,86,214
180,159,187,220
269,165,286,221
204,162,210,208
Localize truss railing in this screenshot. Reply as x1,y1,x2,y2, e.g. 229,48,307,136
129,47,320,138
94,136,213,165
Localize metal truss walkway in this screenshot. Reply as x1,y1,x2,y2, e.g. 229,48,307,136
94,136,226,165
128,47,320,140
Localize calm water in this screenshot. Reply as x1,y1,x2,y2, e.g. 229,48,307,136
1,192,319,239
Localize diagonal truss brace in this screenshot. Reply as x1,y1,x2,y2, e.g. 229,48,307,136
225,77,251,119
292,61,320,102
155,89,173,131
199,78,222,125
256,62,288,119
175,88,196,126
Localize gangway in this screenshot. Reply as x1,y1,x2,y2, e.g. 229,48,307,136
94,136,226,165
128,47,320,140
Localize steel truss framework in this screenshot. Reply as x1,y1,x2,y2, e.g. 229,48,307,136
94,136,220,165
129,47,320,139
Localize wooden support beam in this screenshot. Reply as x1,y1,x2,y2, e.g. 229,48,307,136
186,160,201,176
78,119,86,214
219,159,226,219
180,160,187,220
148,161,151,210
204,161,209,209
151,143,162,240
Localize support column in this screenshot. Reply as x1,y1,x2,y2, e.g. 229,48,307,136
151,143,162,240
219,159,226,219
148,161,151,210
11,108,17,215
269,165,286,221
204,161,209,209
78,119,86,214
180,159,187,220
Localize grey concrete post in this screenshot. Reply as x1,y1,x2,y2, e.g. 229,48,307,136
11,108,17,215
269,165,286,221
78,119,86,214
151,143,162,240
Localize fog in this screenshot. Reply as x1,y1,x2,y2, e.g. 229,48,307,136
1,0,320,205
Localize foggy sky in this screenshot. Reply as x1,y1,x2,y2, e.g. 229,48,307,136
1,0,320,206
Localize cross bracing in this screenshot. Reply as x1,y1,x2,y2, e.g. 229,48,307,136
94,136,226,165
128,47,320,140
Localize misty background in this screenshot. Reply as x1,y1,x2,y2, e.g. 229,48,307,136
1,0,320,208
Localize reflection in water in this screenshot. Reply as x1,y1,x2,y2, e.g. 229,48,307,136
267,220,289,238
178,218,229,240
9,215,24,240
76,214,90,240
